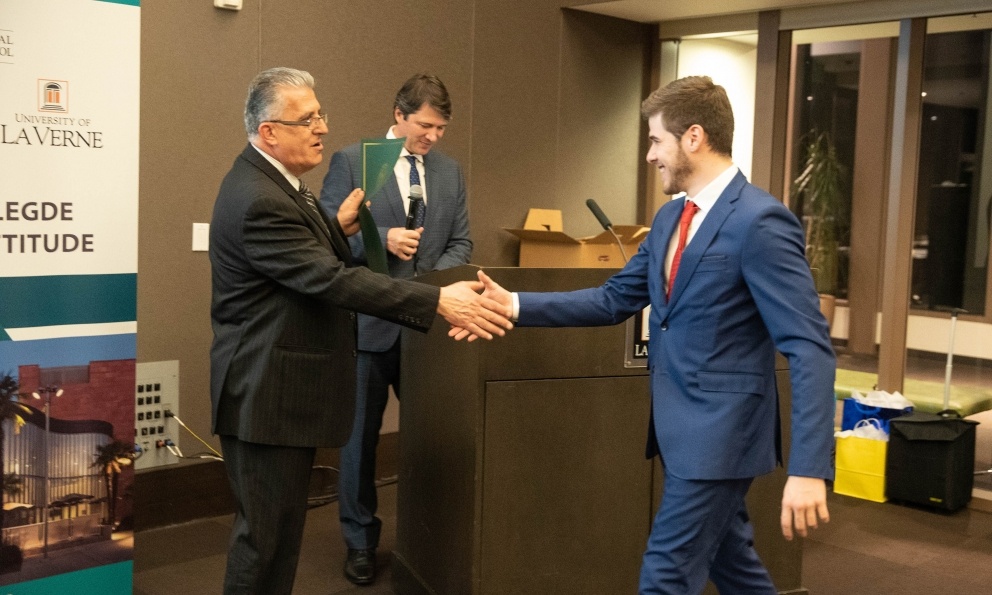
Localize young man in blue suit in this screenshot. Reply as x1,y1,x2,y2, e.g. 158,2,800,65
319,74,472,585
454,76,836,594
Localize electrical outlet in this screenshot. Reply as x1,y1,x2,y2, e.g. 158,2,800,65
135,361,180,469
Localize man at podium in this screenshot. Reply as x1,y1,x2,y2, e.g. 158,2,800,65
320,74,472,586
455,76,836,594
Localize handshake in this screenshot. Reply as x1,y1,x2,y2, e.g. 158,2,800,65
437,270,513,342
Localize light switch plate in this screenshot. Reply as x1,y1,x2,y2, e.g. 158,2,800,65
214,0,242,11
192,223,209,251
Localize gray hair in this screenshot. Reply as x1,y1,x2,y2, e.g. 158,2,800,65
244,67,315,138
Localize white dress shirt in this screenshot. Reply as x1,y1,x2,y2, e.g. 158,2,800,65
663,164,740,293
387,126,427,217
251,143,303,192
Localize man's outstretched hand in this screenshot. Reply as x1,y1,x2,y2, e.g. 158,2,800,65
438,272,513,341
448,270,513,342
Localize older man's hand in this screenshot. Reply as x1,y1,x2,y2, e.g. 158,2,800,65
438,277,513,341
335,188,366,236
449,270,514,342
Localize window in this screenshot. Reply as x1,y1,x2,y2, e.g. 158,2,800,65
788,39,860,299
911,17,992,315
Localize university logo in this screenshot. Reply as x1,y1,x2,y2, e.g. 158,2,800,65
38,79,69,112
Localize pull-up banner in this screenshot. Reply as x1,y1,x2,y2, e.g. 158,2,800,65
0,0,139,593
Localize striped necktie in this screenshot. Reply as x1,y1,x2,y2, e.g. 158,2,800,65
299,182,320,215
299,181,329,234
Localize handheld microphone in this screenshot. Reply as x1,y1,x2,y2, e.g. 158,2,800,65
585,198,628,263
406,185,424,230
586,198,613,230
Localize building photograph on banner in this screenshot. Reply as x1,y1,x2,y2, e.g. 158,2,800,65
0,0,139,593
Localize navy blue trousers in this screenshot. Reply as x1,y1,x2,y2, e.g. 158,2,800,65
337,343,401,550
639,472,777,594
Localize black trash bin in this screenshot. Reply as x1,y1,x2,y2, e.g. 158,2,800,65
886,412,978,512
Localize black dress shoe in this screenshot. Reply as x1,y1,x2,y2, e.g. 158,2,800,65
344,548,376,585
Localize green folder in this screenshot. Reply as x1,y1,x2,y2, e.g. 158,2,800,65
359,137,405,274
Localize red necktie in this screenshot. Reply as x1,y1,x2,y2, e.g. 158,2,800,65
667,200,699,298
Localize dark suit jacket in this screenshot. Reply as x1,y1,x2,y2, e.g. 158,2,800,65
518,172,836,482
209,145,440,448
319,143,471,352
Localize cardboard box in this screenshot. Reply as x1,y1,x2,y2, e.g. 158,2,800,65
504,208,649,268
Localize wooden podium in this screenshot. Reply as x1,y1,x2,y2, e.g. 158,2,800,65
393,266,805,595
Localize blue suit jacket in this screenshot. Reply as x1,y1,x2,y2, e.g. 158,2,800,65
320,143,472,352
518,172,835,481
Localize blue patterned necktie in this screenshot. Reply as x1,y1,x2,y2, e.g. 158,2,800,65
406,155,426,228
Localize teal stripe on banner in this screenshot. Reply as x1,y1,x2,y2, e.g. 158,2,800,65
96,0,140,6
3,561,132,594
0,274,136,336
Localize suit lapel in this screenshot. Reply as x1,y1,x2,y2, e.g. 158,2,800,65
383,175,406,226
242,144,297,198
422,153,440,231
241,145,352,260
667,172,747,306
654,199,682,309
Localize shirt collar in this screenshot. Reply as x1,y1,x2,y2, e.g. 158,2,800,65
387,126,420,163
251,142,302,191
683,164,739,214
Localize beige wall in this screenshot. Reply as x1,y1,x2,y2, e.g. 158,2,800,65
137,0,651,456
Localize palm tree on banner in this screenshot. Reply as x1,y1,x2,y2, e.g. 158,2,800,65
0,372,31,533
92,439,137,528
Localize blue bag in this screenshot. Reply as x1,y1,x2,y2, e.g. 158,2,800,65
841,398,912,434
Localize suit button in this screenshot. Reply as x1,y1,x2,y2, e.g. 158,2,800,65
660,323,669,331
349,312,356,320
352,350,357,358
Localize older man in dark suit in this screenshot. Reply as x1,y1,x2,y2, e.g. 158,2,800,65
209,67,510,595
319,74,471,585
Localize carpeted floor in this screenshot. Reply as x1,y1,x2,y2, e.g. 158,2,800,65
803,491,992,594
131,481,992,595
129,349,992,594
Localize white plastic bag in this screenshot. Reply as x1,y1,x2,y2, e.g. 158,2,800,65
851,389,914,410
835,418,888,442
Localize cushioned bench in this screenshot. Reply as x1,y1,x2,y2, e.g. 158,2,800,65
835,368,992,417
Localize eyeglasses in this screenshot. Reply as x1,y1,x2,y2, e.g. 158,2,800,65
264,111,328,129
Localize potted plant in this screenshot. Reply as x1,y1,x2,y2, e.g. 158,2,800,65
792,131,846,327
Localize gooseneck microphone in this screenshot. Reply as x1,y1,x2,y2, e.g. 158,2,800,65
586,198,613,231
406,185,425,230
586,198,628,263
